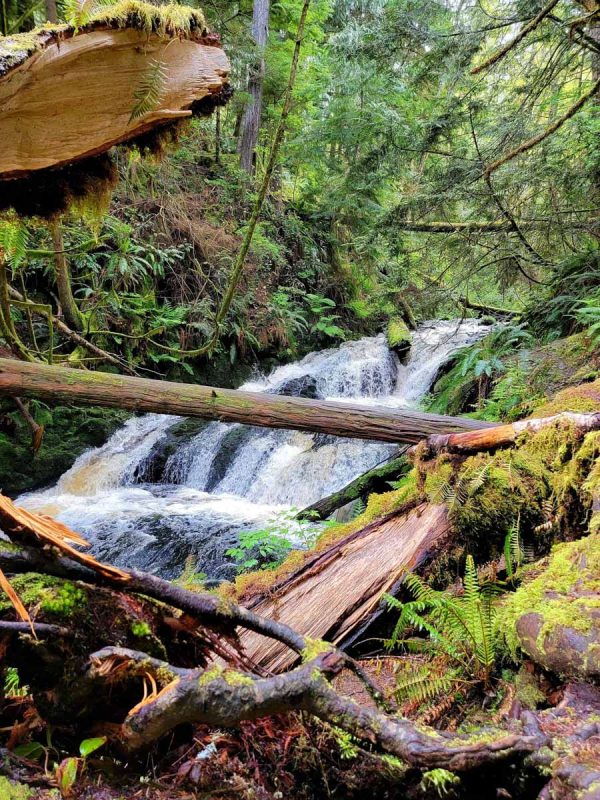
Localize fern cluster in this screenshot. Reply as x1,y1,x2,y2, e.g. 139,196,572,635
385,556,501,709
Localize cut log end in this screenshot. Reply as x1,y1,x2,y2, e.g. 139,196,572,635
0,2,231,214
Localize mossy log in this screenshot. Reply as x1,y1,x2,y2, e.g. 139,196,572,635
412,412,600,459
297,449,410,520
0,1,230,180
0,357,498,444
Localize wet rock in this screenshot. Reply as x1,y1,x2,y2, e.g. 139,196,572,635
133,418,208,483
273,375,322,399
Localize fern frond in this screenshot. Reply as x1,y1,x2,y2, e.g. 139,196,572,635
129,59,168,123
0,220,28,270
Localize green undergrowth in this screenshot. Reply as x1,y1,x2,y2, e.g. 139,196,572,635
0,574,87,619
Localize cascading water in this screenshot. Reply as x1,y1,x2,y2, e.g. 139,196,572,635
18,319,488,580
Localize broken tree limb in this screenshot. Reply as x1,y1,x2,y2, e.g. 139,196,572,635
0,2,230,180
87,644,545,765
411,412,600,459
0,358,498,444
297,448,410,520
0,493,129,581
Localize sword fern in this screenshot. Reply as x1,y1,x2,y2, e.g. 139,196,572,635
385,556,502,708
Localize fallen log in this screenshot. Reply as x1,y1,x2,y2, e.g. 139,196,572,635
297,448,410,520
0,358,498,444
411,411,600,459
0,1,230,181
241,503,451,672
459,296,517,317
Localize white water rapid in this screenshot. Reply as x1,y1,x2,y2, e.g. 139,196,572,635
18,320,488,580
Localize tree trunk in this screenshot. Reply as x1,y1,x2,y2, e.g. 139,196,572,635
237,0,269,173
50,220,84,332
45,0,58,23
0,358,497,443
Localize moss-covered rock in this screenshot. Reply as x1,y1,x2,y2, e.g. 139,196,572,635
499,534,600,678
0,403,129,496
387,317,411,362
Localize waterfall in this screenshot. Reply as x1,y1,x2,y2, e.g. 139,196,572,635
18,319,488,579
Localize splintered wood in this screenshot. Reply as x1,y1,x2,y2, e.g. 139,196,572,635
239,503,450,672
0,493,128,581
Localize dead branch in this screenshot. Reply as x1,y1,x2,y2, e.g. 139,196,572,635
0,620,70,636
485,77,600,176
0,494,129,582
87,645,545,766
471,0,561,75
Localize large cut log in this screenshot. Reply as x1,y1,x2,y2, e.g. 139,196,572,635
0,1,230,180
0,358,498,443
239,503,451,672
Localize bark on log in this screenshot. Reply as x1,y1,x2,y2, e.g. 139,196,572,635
0,2,230,179
297,448,410,520
411,412,600,459
0,358,498,444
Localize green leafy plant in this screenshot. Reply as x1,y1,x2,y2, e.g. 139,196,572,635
3,666,29,698
129,59,168,123
384,556,502,708
55,737,106,798
420,768,460,797
575,290,600,346
226,511,320,573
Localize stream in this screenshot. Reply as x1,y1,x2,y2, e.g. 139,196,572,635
18,319,488,580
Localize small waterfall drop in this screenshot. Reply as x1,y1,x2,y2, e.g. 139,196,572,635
18,320,488,579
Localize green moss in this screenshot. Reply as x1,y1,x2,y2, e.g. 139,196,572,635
0,574,86,618
301,637,334,663
131,620,152,638
498,534,600,657
532,378,600,417
0,777,34,800
197,664,253,687
514,667,546,709
387,318,411,349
